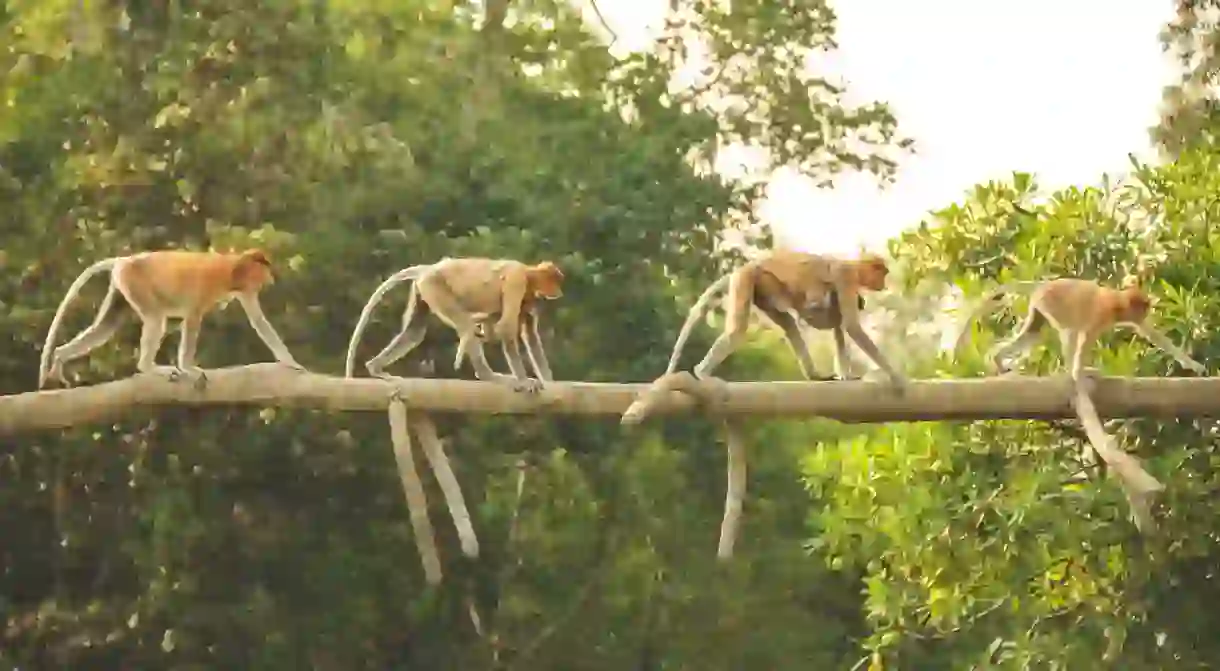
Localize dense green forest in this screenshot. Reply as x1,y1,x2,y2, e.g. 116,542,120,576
4,0,1220,668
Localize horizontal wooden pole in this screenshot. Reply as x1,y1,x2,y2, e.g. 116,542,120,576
1,363,1218,435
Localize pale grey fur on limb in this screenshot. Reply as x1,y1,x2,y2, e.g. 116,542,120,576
1072,373,1163,533
409,412,480,558
621,371,747,559
453,308,554,382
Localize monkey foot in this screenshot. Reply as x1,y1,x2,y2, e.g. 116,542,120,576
507,376,544,394
480,373,543,393
182,367,208,391
149,365,208,390
41,365,70,389
364,360,386,378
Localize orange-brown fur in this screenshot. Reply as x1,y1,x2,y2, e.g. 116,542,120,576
665,251,904,388
516,261,564,320
469,261,564,345
39,248,301,388
116,250,274,317
963,277,1204,381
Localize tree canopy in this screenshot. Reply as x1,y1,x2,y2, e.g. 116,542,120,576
3,1,1218,669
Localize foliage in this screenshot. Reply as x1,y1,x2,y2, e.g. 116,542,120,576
0,0,904,668
1154,1,1220,157
805,150,1220,668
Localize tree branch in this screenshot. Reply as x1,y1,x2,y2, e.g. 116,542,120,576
587,0,618,45
3,363,1220,435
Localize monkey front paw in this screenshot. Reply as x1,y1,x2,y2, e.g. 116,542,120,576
152,366,208,390
488,373,543,393
888,375,908,394
278,359,308,373
146,365,186,383
1187,361,1208,375
511,377,544,394
182,366,209,391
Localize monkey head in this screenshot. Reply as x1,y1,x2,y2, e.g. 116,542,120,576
529,261,564,300
1119,285,1152,321
855,254,890,292
234,248,275,289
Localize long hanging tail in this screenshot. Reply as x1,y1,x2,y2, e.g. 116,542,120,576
344,264,432,378
664,273,734,375
951,280,1044,353
38,257,122,387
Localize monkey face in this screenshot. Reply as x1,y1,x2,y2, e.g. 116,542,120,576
1123,289,1151,320
858,259,889,291
234,251,275,288
532,262,564,299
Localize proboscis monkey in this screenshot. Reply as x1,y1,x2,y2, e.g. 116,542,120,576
955,277,1207,381
344,258,563,392
38,249,305,389
665,251,906,389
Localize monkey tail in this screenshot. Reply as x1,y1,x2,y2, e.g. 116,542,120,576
38,257,122,387
344,264,431,378
951,280,1044,353
663,273,734,375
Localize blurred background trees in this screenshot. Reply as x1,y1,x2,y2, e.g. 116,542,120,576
2,0,1219,669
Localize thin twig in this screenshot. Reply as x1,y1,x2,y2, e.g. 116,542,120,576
587,0,618,44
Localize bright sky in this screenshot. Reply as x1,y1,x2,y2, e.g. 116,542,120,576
591,0,1180,256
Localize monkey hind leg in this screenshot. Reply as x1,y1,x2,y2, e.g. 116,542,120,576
44,286,133,387
988,308,1046,374
693,269,754,380
693,332,747,380
761,306,833,381
366,289,430,379
452,313,495,371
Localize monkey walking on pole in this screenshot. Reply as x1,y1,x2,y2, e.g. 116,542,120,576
664,250,906,390
39,249,306,389
345,257,564,392
954,277,1207,381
